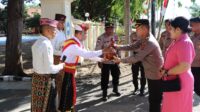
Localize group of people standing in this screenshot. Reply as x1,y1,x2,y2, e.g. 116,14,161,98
31,13,110,112
113,17,200,112
31,12,200,112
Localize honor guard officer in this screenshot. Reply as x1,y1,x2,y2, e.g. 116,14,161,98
58,24,111,112
114,19,164,112
31,18,65,112
159,19,172,55
130,31,146,96
190,17,200,97
95,22,121,101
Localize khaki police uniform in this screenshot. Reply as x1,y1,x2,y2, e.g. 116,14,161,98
118,32,164,112
191,34,200,96
130,32,146,95
95,31,121,98
159,31,172,55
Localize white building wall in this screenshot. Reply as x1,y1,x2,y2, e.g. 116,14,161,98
40,0,73,37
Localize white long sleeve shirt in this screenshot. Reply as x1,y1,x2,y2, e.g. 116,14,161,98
51,30,67,56
61,36,103,63
32,35,64,74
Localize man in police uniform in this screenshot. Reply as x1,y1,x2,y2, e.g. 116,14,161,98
159,19,172,55
130,31,146,96
95,22,121,101
59,24,111,112
190,17,200,97
114,19,164,112
31,18,65,112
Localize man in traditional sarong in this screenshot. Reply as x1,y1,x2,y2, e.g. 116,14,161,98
51,14,67,109
31,18,64,112
58,24,111,112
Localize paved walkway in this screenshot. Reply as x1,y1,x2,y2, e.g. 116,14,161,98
0,64,200,112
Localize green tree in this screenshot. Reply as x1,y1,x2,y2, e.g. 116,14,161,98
25,13,41,33
72,0,163,23
0,6,7,34
71,0,115,21
1,0,33,76
189,3,200,17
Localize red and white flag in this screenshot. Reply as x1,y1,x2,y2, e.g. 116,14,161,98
161,0,169,16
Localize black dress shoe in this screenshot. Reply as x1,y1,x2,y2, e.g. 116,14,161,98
139,92,144,96
113,91,121,96
102,96,108,101
102,91,108,101
132,89,138,95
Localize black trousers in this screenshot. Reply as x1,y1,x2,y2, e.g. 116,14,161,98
191,67,200,96
147,79,162,112
131,61,146,92
101,64,120,91
59,72,74,112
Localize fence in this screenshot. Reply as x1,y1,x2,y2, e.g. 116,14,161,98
72,19,105,50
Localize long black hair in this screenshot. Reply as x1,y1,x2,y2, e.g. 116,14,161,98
170,16,191,33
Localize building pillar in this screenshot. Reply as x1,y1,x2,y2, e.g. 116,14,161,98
40,0,73,37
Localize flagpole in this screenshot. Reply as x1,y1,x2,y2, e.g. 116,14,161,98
157,0,169,40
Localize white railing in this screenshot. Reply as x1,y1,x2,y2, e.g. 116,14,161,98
72,19,105,50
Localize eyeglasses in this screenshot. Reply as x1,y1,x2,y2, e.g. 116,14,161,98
135,24,142,29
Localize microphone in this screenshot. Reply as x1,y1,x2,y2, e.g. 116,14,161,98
62,55,67,62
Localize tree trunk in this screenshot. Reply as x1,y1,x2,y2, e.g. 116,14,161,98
151,0,156,36
2,0,26,76
124,0,130,44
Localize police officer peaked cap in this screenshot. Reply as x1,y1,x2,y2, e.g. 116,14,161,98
55,14,66,21
135,19,150,26
190,17,200,23
105,22,114,28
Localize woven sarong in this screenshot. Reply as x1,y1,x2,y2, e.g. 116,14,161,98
31,73,56,112
58,72,76,111
53,55,65,108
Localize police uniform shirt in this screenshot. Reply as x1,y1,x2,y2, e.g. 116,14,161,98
191,34,200,67
159,31,172,54
51,29,67,56
95,33,120,64
130,32,140,56
61,36,103,64
118,33,164,80
32,35,64,74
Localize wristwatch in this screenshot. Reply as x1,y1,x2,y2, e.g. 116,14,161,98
164,69,169,76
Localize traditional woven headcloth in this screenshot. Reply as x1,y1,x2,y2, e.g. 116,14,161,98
40,18,58,28
80,23,90,31
74,25,83,31
55,14,66,21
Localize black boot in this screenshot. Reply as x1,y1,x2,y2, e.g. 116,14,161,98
132,87,138,95
139,89,144,96
113,86,121,96
102,90,108,101
139,86,145,96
